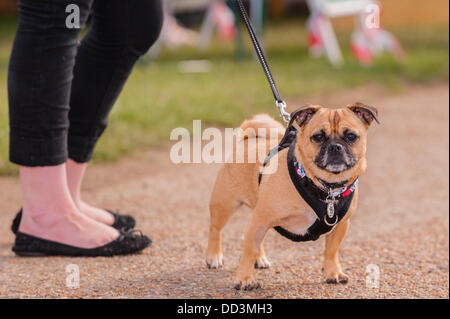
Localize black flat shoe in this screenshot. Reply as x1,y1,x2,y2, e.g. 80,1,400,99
12,230,151,257
11,209,136,234
108,210,136,231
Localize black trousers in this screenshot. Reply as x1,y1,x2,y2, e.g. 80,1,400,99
8,0,163,166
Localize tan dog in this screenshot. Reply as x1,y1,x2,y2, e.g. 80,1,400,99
206,103,379,290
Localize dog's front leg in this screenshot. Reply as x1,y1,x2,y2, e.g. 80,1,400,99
234,214,268,290
323,219,350,284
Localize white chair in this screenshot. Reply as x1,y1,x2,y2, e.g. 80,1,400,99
306,0,371,65
198,0,265,52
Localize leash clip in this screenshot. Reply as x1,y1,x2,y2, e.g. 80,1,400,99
276,100,291,124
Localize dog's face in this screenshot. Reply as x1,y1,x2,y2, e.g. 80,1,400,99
292,103,379,185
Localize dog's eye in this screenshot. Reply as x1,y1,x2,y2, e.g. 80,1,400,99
345,132,359,143
311,133,326,143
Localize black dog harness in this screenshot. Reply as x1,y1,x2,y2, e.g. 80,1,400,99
258,126,358,242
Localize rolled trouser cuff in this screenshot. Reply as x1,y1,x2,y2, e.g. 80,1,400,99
9,130,68,167
67,134,100,164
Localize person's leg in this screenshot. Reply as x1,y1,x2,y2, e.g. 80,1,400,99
66,0,163,222
19,165,118,248
66,159,114,225
8,0,118,248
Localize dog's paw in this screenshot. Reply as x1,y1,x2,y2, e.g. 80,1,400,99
325,272,349,285
234,276,261,291
206,253,223,269
254,256,271,269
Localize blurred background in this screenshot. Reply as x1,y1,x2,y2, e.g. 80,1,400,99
0,0,448,175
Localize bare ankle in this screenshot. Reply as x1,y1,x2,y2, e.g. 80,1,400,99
21,206,77,229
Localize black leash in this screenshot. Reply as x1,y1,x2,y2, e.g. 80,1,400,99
235,0,290,123
236,1,358,242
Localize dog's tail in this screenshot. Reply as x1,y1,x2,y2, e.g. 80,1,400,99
238,114,285,141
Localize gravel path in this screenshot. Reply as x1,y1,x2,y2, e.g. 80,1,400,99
0,84,448,299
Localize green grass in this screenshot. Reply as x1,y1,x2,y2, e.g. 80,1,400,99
0,17,448,175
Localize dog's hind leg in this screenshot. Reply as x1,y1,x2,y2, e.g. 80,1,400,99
254,240,271,269
206,173,242,269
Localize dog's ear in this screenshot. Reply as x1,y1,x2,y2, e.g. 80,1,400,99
347,102,380,126
289,104,321,128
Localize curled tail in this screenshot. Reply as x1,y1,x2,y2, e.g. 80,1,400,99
238,114,285,141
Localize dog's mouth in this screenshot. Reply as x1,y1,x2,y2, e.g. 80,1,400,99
315,159,356,175
325,163,349,174
315,149,356,175
314,139,357,175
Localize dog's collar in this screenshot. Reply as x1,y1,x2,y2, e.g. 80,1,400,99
317,178,349,192
291,160,359,202
258,126,358,242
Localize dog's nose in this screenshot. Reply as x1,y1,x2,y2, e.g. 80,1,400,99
329,143,343,153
